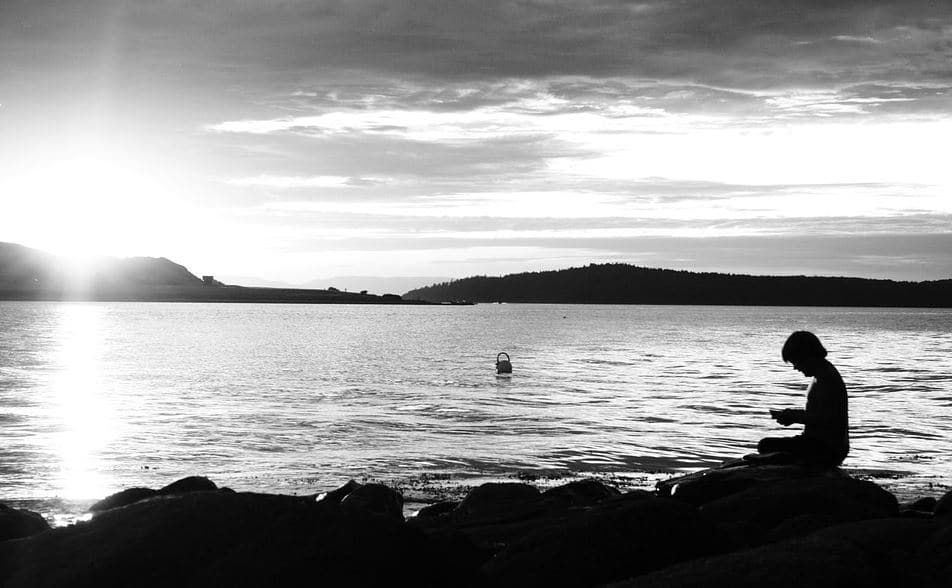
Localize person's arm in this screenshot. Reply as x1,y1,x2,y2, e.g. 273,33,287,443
773,408,804,426
783,369,844,427
781,408,809,424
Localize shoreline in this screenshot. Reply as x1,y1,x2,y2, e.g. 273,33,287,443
0,285,431,305
3,464,951,587
7,465,949,529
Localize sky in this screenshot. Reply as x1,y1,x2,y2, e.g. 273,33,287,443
1,0,951,283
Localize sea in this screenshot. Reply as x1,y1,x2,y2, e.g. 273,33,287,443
2,301,951,525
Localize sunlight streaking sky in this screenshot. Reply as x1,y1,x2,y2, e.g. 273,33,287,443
1,1,951,282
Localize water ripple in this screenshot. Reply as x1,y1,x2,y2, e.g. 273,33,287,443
1,302,951,519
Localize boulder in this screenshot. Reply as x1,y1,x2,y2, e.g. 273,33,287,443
614,518,942,588
318,479,361,504
454,483,542,522
933,488,952,517
483,495,728,588
807,517,940,553
916,523,952,579
410,482,578,554
157,476,218,495
89,487,158,513
541,479,620,509
0,505,50,542
341,483,404,521
658,459,845,506
905,496,937,513
611,533,905,588
0,490,484,588
90,477,219,515
410,483,649,558
423,528,494,573
764,514,838,543
699,476,898,530
415,500,459,519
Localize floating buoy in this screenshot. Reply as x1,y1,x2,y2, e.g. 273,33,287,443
496,352,512,374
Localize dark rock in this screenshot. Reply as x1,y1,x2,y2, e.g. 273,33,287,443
318,479,361,504
341,483,404,521
765,514,838,543
808,517,940,553
157,476,218,495
710,520,767,551
89,477,218,515
415,500,459,519
614,518,941,588
541,478,620,508
483,495,728,588
658,459,846,506
0,490,484,588
409,483,548,553
906,496,937,513
917,524,952,579
425,528,495,572
611,534,904,588
89,487,158,513
699,476,898,530
0,505,50,542
411,486,651,558
455,483,541,521
933,488,952,517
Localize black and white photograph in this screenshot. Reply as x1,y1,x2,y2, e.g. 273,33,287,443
1,1,951,586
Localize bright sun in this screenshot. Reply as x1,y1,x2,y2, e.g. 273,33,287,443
1,139,176,259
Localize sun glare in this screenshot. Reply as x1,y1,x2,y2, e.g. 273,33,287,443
51,304,116,500
1,140,179,259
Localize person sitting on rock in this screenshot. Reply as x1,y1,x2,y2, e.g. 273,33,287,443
756,331,849,467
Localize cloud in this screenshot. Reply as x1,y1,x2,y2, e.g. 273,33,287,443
5,0,952,280
833,35,882,44
227,175,356,189
7,1,952,122
9,1,952,85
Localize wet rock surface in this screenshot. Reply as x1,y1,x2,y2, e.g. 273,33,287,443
341,482,405,521
89,476,220,514
0,490,479,588
0,504,50,542
698,475,898,529
482,495,728,588
2,465,950,587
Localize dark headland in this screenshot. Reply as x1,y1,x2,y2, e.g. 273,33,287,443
5,241,951,307
0,242,423,304
405,263,952,307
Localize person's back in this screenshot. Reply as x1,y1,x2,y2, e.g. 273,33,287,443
800,358,849,465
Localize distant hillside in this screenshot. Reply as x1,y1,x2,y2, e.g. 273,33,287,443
404,264,952,307
0,242,202,293
0,242,424,304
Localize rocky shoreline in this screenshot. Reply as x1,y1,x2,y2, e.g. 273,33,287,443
2,462,951,587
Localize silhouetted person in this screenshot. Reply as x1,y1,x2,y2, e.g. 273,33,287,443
757,331,849,466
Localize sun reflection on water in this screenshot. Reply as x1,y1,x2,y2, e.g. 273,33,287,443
51,304,115,500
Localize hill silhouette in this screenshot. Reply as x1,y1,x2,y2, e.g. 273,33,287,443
404,264,952,307
0,242,202,292
0,242,419,304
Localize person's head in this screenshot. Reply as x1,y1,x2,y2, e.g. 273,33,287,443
782,331,827,374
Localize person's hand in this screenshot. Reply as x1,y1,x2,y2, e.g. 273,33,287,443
773,409,794,426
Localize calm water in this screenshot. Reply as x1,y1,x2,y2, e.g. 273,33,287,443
2,302,951,523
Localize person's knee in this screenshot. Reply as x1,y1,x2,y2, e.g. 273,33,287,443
757,437,776,453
